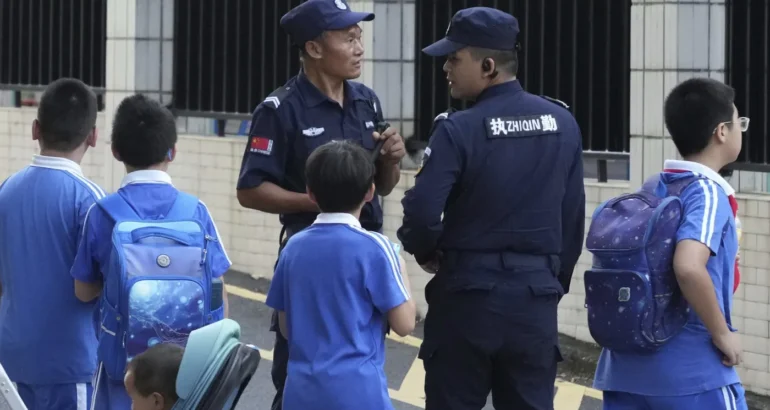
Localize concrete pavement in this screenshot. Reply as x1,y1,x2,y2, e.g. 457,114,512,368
224,270,603,410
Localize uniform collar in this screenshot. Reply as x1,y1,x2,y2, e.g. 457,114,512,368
297,72,368,108
30,155,84,175
664,159,735,196
476,79,523,103
120,170,174,188
312,212,362,228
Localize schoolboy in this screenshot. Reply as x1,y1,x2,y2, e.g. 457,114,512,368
124,343,184,410
0,78,105,410
266,140,416,410
593,77,747,409
70,94,232,409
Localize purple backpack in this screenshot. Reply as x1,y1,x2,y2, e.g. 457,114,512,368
584,174,699,353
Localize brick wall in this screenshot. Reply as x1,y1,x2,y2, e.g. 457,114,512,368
1,106,768,394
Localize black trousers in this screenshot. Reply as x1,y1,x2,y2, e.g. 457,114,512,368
420,253,564,410
269,226,294,410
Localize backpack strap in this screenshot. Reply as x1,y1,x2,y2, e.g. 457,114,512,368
641,173,703,198
166,192,200,220
98,193,140,223
666,174,704,198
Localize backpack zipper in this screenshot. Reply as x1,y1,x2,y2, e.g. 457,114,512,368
201,234,217,265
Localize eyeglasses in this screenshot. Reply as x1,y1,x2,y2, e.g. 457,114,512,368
721,117,751,132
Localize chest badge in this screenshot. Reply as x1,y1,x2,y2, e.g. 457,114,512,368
365,121,375,129
302,127,325,137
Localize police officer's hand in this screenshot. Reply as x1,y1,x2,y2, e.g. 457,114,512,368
419,251,442,274
373,127,406,165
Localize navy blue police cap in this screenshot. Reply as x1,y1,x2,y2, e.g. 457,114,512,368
423,7,519,57
280,0,375,46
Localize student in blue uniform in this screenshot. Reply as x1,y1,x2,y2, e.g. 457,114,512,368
70,94,232,410
235,1,405,408
266,140,416,410
0,78,105,410
593,78,747,410
397,7,585,410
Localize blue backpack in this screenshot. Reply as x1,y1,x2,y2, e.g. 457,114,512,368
584,174,700,353
96,192,224,380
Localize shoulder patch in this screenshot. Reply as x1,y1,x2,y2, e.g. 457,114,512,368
540,95,569,110
262,85,295,110
484,115,560,139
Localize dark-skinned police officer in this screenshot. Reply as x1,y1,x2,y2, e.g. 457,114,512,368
397,7,586,410
235,1,406,409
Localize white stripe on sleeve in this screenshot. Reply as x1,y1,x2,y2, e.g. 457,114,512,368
355,228,409,300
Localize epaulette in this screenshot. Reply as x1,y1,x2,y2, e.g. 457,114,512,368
433,107,457,123
262,85,295,110
429,108,456,135
540,95,570,110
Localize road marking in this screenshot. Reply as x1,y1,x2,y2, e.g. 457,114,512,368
554,380,591,410
226,283,603,409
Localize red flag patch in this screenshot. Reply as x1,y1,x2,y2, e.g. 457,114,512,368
250,136,273,155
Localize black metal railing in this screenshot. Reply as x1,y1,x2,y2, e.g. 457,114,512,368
0,0,106,108
172,0,304,120
415,0,631,154
726,0,770,170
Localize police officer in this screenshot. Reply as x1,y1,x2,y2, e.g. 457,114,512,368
235,1,405,409
397,7,586,410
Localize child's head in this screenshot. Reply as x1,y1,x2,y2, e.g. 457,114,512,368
111,94,178,171
33,78,98,154
305,140,375,214
664,77,745,166
124,343,184,410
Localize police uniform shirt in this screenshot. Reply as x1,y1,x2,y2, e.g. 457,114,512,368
398,80,586,287
237,73,385,232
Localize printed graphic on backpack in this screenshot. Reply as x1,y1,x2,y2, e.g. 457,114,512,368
583,175,696,353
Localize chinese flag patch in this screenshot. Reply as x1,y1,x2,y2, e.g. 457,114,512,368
250,136,273,155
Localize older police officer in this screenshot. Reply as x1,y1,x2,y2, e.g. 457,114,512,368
397,7,586,410
235,1,405,409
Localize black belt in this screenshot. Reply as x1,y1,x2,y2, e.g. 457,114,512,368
441,250,560,274
279,224,310,246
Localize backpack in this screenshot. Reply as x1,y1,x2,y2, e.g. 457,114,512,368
583,173,700,353
96,192,224,380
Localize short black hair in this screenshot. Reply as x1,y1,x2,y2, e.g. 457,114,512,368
112,94,177,168
468,47,519,76
664,77,736,158
305,140,375,213
36,78,98,152
127,343,184,402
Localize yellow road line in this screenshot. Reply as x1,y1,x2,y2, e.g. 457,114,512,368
227,283,602,408
226,284,266,303
554,379,588,410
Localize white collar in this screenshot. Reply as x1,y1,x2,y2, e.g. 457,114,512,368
312,213,362,228
664,159,735,196
30,155,83,175
120,170,174,188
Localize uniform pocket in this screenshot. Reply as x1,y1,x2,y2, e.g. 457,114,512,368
418,341,439,370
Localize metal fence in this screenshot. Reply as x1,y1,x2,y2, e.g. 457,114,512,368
172,0,303,119
415,0,631,155
0,0,106,108
726,0,770,171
